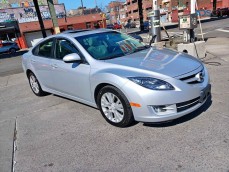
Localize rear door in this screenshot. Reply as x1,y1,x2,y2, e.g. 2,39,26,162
50,38,92,101
31,39,54,89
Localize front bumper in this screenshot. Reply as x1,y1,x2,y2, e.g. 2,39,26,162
136,89,210,123
121,69,211,123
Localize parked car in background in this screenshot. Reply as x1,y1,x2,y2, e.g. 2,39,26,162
106,24,114,29
22,29,211,127
113,23,122,29
143,21,151,30
211,8,229,17
124,21,136,28
0,42,20,54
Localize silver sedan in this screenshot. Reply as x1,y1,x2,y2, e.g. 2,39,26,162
22,29,211,127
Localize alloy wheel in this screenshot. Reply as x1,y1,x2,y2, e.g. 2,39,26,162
29,75,39,94
101,92,124,123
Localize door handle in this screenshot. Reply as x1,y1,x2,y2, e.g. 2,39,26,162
51,64,58,68
31,59,36,63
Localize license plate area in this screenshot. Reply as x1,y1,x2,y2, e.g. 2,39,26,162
199,84,211,103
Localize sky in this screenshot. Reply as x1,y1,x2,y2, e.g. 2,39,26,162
58,0,112,11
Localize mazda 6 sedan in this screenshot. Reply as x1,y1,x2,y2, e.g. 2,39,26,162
22,29,211,127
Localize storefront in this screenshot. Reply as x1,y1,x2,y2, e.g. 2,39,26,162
0,21,20,43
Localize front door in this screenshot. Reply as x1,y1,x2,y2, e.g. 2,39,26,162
50,38,92,102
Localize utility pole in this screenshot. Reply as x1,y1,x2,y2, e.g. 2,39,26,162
213,0,217,11
33,0,46,38
138,0,144,31
47,0,60,34
190,0,196,42
151,0,161,42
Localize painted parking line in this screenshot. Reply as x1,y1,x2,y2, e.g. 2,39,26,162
216,28,229,33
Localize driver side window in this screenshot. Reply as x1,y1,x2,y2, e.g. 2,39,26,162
55,39,80,60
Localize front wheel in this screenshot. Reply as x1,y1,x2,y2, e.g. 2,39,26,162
97,85,134,127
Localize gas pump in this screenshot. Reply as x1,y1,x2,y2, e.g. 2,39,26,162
178,14,198,43
177,14,206,58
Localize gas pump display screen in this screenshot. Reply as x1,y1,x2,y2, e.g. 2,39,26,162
179,14,197,30
179,16,191,29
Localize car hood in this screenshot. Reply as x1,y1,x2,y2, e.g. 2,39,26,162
105,47,202,77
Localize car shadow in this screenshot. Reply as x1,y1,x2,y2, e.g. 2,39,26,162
143,95,212,128
51,94,139,127
48,94,212,128
0,50,28,59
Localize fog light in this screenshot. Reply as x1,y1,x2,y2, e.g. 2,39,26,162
152,104,177,116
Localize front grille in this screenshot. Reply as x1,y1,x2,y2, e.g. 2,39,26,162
176,97,200,112
179,69,204,84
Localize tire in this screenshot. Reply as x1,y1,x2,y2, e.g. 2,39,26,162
28,72,47,96
97,85,134,127
9,48,16,54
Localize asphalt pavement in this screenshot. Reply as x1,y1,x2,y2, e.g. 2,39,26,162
0,51,27,77
0,21,229,172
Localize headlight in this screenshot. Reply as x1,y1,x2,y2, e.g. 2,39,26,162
128,77,174,90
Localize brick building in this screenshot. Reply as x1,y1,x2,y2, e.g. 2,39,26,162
18,14,105,48
67,7,101,16
107,1,124,24
116,0,228,23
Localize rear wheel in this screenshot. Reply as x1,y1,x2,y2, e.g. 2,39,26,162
97,85,134,127
9,48,16,54
28,72,46,96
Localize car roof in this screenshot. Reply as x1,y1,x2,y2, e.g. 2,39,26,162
30,29,117,49
59,29,114,38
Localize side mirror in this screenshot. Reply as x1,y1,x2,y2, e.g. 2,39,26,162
63,53,81,63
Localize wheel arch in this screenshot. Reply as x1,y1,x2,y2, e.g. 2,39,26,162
94,83,114,105
91,72,130,106
26,69,33,78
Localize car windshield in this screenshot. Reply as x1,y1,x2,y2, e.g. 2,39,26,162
75,31,148,60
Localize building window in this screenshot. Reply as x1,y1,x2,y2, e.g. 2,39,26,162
86,22,91,28
121,14,126,19
132,0,137,3
67,25,73,30
186,2,189,7
133,9,138,13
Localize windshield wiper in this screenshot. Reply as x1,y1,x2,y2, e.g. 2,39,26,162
138,45,150,49
99,53,124,60
131,45,150,53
